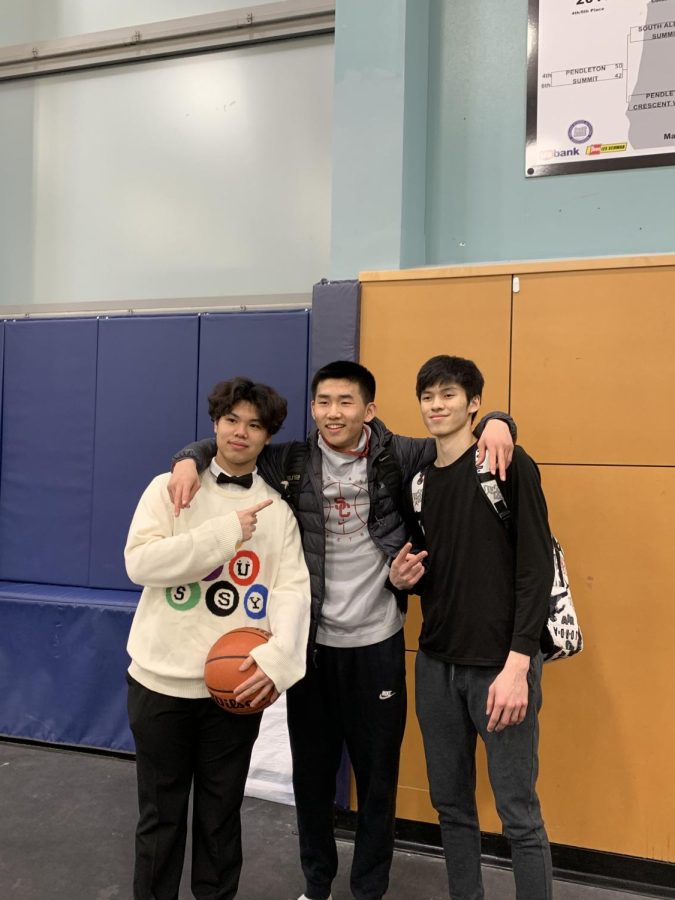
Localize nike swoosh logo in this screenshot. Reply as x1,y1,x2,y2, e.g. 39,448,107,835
379,690,396,700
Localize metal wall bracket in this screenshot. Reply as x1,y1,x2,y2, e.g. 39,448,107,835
0,0,335,81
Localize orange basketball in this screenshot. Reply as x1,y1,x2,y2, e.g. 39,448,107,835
204,627,272,715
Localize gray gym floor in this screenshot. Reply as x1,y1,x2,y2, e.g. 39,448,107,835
0,741,665,899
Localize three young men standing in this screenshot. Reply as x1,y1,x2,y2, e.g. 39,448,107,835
169,360,515,900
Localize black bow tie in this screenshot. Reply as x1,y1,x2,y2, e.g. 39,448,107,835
217,472,253,489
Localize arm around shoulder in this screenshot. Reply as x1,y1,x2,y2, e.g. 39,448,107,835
168,438,217,515
475,412,517,480
124,475,242,588
171,438,217,472
474,411,517,441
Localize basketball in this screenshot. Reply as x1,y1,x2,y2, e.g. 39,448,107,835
204,627,273,715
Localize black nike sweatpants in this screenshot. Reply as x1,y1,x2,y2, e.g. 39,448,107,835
286,629,407,900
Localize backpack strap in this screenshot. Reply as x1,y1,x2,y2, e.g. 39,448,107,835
477,451,581,662
409,467,428,532
413,451,513,530
476,450,512,528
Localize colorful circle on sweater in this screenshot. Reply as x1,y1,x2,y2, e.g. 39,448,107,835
244,584,268,620
165,583,201,610
228,550,260,586
205,581,240,617
203,564,224,582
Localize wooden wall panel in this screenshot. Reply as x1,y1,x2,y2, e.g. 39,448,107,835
403,597,422,652
360,277,512,437
399,469,675,858
357,261,675,864
537,466,674,859
512,268,675,465
361,276,513,836
395,650,435,823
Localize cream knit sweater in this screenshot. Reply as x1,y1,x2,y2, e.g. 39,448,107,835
125,471,310,699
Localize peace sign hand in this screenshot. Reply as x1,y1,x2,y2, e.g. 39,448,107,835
390,542,428,590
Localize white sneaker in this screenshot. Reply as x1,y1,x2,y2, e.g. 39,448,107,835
297,895,332,900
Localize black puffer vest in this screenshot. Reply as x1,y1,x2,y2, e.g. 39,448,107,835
258,418,436,652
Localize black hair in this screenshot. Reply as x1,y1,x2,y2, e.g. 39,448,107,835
208,377,287,435
310,360,376,404
415,355,484,420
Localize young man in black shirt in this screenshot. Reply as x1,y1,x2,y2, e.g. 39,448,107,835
391,355,553,900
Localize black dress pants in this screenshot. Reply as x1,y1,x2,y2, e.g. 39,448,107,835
286,630,407,900
127,676,262,900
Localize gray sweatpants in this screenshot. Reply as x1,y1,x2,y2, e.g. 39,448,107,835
415,651,552,900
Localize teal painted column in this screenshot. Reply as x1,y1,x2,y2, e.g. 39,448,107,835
330,0,430,277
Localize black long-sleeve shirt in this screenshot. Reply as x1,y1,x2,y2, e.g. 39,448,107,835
418,444,552,666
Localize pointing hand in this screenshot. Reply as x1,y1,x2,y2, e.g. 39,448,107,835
236,499,273,542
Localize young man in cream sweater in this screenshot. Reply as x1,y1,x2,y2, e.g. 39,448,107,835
125,377,310,900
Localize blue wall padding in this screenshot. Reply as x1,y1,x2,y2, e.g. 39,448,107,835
89,316,200,590
197,310,310,441
0,322,4,462
0,582,137,752
0,319,98,586
310,279,360,374
0,310,313,752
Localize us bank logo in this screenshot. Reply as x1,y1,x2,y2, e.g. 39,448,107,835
567,119,593,144
539,147,581,160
